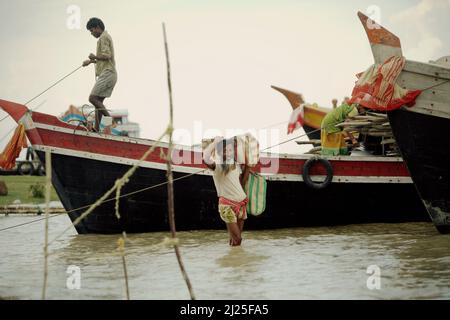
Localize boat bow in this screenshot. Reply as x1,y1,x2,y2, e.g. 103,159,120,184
0,99,30,123
357,11,402,63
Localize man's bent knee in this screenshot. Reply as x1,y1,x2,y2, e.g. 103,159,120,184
89,95,104,105
89,95,97,105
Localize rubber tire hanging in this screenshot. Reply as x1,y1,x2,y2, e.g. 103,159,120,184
302,158,333,190
17,161,34,176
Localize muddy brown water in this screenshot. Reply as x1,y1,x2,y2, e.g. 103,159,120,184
0,215,449,299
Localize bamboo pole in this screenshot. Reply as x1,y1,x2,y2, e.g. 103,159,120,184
117,232,130,300
115,184,130,300
296,139,321,145
42,151,51,299
162,23,195,300
306,146,322,154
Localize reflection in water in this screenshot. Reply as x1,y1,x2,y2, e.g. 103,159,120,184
216,247,268,269
0,215,449,299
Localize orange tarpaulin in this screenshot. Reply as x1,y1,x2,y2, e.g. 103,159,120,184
0,124,28,169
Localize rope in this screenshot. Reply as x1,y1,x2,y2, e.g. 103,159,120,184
25,66,83,106
260,120,288,130
0,114,9,123
0,100,47,144
0,66,82,124
261,128,320,152
0,213,64,232
420,79,450,92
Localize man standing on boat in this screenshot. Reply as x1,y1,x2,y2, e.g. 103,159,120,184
203,137,250,246
82,17,117,132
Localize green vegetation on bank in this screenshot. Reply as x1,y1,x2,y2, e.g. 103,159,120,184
0,176,60,206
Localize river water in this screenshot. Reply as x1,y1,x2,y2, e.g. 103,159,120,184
0,215,449,300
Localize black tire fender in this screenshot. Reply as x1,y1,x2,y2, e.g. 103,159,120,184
17,161,34,176
302,157,333,190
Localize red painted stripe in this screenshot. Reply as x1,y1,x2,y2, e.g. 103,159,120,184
27,112,411,177
33,127,410,177
32,111,88,131
0,99,28,122
25,128,43,145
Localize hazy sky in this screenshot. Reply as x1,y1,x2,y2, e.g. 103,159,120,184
1,0,449,155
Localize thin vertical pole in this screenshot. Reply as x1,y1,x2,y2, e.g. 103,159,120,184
162,23,196,300
42,151,51,299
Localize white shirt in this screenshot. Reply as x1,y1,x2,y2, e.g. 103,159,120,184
212,164,247,202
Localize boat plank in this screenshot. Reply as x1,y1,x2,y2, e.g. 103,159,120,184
397,70,450,119
404,60,450,80
398,72,450,104
405,103,450,119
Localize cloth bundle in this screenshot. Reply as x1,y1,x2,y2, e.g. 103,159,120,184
202,133,260,167
348,56,421,111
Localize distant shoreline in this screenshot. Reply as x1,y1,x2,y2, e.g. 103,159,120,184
0,202,65,215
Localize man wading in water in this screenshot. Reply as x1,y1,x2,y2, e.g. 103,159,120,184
82,17,117,132
203,137,250,246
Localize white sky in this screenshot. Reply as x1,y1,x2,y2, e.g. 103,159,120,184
1,0,449,155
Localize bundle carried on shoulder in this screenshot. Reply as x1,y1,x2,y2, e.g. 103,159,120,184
202,133,267,216
202,133,260,167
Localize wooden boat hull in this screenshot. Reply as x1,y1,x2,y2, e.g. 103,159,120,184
303,105,328,140
357,11,450,234
35,150,427,234
270,85,329,140
389,109,450,234
302,124,321,140
0,99,429,234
